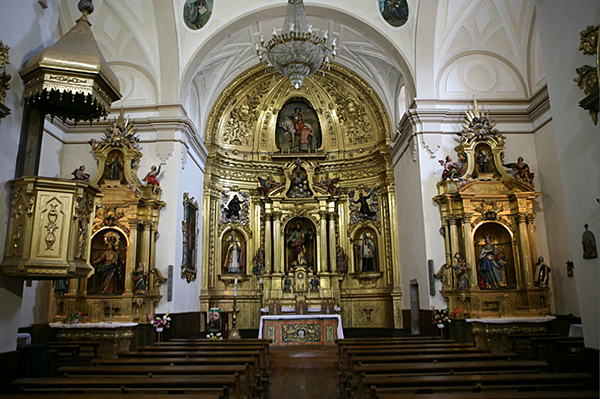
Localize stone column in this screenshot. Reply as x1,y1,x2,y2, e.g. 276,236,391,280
328,211,336,273
461,214,478,290
265,213,272,274
517,213,532,288
319,210,328,273
124,220,139,295
272,211,282,273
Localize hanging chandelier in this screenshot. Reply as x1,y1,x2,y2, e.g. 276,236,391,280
255,0,336,89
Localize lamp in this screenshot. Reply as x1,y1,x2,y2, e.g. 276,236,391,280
255,0,336,89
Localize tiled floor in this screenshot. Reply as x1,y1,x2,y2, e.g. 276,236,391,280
268,346,340,399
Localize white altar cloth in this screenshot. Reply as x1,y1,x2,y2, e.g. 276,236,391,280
49,322,138,329
258,314,344,339
466,317,555,324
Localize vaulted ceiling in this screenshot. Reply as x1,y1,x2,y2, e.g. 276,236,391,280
58,0,545,135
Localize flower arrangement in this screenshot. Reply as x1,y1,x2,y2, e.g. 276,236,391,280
150,313,171,329
206,332,223,340
431,307,461,326
63,310,82,324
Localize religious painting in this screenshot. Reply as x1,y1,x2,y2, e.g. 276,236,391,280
89,229,127,295
181,193,198,283
582,224,597,259
183,0,213,30
221,229,246,275
473,223,515,289
379,0,409,28
349,188,378,224
275,100,322,153
285,217,316,271
352,228,378,273
221,191,250,225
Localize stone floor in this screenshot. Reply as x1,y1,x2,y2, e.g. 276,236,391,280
268,346,340,399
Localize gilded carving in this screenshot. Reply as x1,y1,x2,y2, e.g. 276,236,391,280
222,81,271,146
0,40,11,112
44,203,59,250
348,188,378,225
221,191,250,226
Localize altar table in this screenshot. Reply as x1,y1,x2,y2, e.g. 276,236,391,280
258,314,343,346
466,317,555,352
49,322,137,358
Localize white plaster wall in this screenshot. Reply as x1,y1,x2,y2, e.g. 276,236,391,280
533,121,579,316
0,0,60,353
535,0,600,349
393,139,430,311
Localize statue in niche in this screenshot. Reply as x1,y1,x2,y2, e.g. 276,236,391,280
336,246,348,274
478,235,505,288
132,262,147,294
223,230,243,274
352,233,376,272
276,101,321,152
92,236,123,295
71,165,90,181
452,253,469,290
287,168,312,198
316,173,339,196
107,155,123,180
143,164,162,194
534,256,551,287
504,156,535,186
477,149,490,173
309,277,320,291
287,221,314,266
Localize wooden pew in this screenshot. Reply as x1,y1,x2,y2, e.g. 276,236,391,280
13,376,237,398
375,391,600,399
349,360,548,395
362,372,594,399
58,364,249,398
1,395,224,399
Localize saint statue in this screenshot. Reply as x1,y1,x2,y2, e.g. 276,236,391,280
143,165,162,193
354,233,375,272
107,155,123,180
92,241,122,294
453,253,469,289
224,195,242,219
534,256,551,287
336,246,348,274
132,262,147,294
477,149,490,173
253,247,265,276
478,235,505,288
354,190,377,218
71,165,90,181
288,221,313,265
223,230,243,274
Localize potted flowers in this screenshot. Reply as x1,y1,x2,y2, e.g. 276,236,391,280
206,332,222,340
150,313,171,332
63,310,82,324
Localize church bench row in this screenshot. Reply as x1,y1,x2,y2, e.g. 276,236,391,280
349,360,549,396
363,372,595,399
1,395,224,399
12,376,236,399
58,364,250,398
139,343,271,368
375,391,600,399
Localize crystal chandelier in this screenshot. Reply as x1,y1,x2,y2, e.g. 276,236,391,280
255,0,336,89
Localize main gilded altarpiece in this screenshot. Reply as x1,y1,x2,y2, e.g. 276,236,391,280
201,64,402,332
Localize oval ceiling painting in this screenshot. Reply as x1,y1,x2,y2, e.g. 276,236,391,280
184,0,213,30
379,0,409,28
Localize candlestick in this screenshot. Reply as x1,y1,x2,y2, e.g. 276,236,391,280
331,289,333,299
279,288,282,299
308,287,311,299
109,303,113,324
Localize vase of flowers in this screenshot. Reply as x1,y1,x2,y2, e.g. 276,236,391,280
206,332,222,340
150,313,171,331
63,310,82,324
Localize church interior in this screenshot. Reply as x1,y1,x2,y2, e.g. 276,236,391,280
0,0,598,397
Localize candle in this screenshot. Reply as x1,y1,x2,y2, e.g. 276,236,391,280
279,288,282,299
320,288,323,298
291,286,294,295
308,287,311,298
265,287,268,299
234,278,238,297
331,290,334,299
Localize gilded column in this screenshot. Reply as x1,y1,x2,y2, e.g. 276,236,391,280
124,220,139,295
328,210,336,273
517,213,532,288
526,214,537,266
149,221,157,283
448,216,461,260
461,214,478,290
272,211,282,273
319,210,328,273
140,221,151,272
442,218,452,268
265,213,272,273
